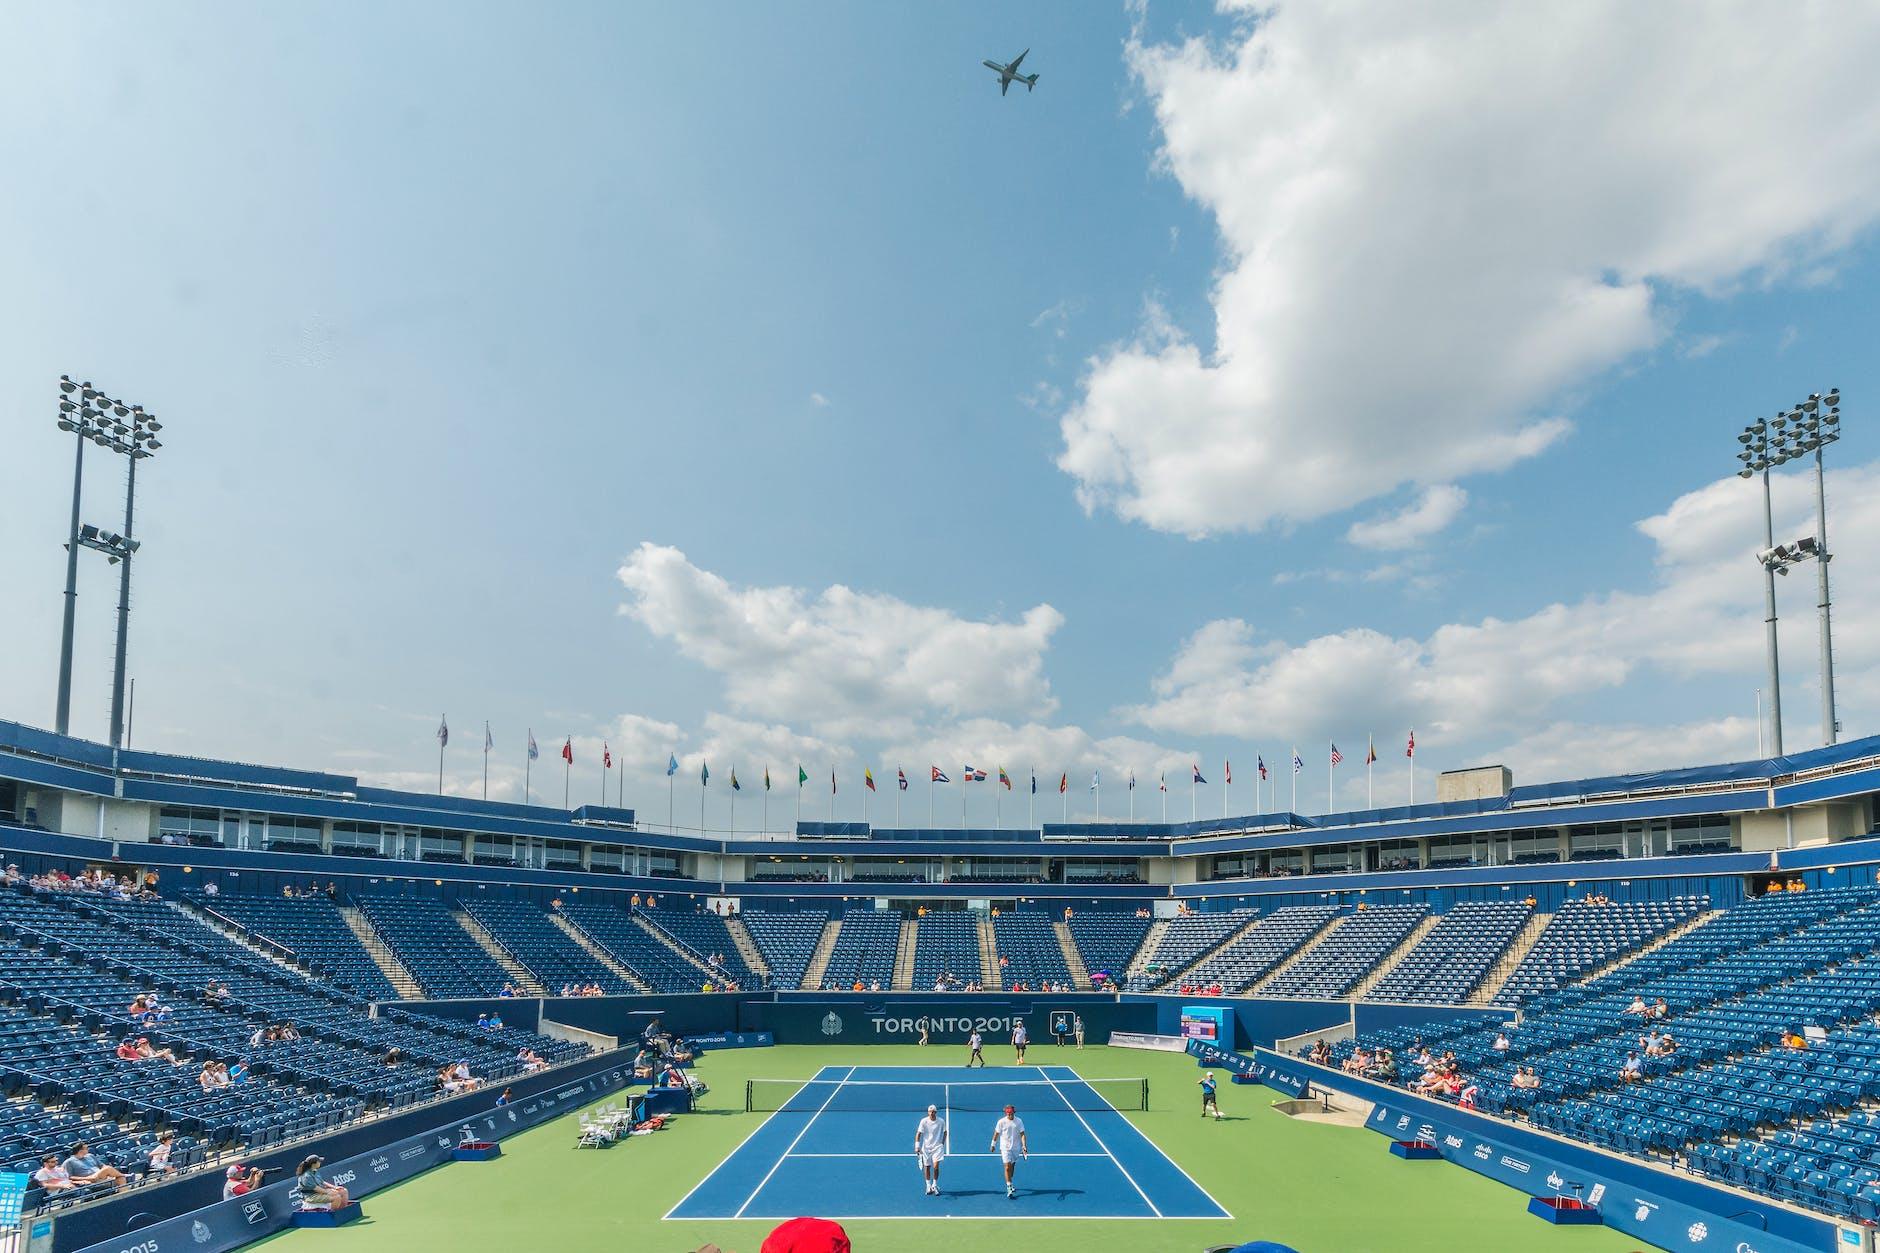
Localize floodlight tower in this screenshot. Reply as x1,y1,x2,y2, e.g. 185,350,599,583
52,376,162,748
1736,414,1785,755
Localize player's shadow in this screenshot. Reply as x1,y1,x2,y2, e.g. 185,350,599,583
944,1188,1087,1201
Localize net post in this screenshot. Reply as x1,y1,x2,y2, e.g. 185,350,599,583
744,1079,754,1113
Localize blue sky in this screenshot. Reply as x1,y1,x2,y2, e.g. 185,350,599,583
4,2,1880,830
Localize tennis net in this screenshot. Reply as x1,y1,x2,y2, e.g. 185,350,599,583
744,1076,1150,1113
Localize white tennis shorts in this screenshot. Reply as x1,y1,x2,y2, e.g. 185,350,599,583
999,1148,1022,1164
919,1147,945,1168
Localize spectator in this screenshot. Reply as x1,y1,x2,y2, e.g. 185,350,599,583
1651,998,1669,1019
135,1037,180,1065
33,1155,75,1194
224,1164,265,1201
294,1155,348,1211
1625,995,1649,1016
1309,1039,1331,1066
488,1012,504,1030
114,1038,141,1061
63,1142,128,1190
495,1087,513,1107
499,983,517,998
228,1060,250,1084
146,1131,176,1176
1491,1032,1510,1051
632,1047,656,1080
1620,1051,1643,1081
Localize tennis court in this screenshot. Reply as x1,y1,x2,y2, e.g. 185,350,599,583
667,1064,1229,1221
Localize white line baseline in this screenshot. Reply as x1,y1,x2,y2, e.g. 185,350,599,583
787,1152,1112,1158
1036,1067,1162,1218
1047,1064,1232,1219
733,1063,855,1219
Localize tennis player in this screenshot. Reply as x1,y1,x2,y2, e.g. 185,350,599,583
914,1103,947,1195
990,1103,1027,1198
1199,1071,1222,1120
967,1028,985,1068
1012,1020,1029,1064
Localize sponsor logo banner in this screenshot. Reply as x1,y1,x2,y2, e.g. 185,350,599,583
685,1031,774,1049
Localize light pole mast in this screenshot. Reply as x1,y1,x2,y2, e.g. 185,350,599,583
1737,416,1784,755
52,377,99,735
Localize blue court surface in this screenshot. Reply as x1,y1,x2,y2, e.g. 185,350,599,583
668,1064,1229,1221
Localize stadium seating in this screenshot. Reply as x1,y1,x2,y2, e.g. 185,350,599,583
820,909,900,990
356,897,511,999
639,909,760,988
188,893,398,1001
1495,896,1708,1004
990,912,1071,988
1258,903,1428,1000
1135,909,1257,990
911,911,982,989
1365,900,1532,1003
457,898,631,994
1063,913,1152,987
741,910,828,990
559,903,707,992
1173,906,1339,994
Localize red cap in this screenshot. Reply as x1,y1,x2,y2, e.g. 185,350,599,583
1004,1104,1016,1115
759,1215,850,1253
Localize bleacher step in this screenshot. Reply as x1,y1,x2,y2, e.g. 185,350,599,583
801,918,841,990
173,900,319,982
977,914,1002,990
337,906,424,999
1472,911,1552,1004
455,910,547,995
1246,914,1348,994
1126,918,1171,988
1349,914,1443,1001
1054,921,1091,990
892,918,918,991
726,917,769,978
549,914,649,993
633,913,717,979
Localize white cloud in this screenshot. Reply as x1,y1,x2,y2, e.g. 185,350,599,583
617,543,1064,737
1059,3,1880,537
1346,485,1468,551
1489,717,1758,783
1132,458,1880,762
809,392,829,407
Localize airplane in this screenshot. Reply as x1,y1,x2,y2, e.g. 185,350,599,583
983,49,1038,96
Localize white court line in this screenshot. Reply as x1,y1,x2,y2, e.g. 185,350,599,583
1044,1064,1232,1219
733,1064,855,1219
663,1063,842,1221
1036,1067,1161,1218
789,1152,1111,1159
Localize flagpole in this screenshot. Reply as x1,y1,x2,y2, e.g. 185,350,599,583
729,769,736,835
1094,775,1100,822
930,775,935,827
994,782,1000,829
1291,747,1297,814
830,766,835,823
863,772,869,824
524,753,531,806
763,777,769,835
962,772,967,830
1367,740,1374,809
482,724,489,801
668,769,674,833
1328,740,1333,815
897,773,903,826
563,754,570,810
1128,779,1134,822
700,769,705,835
1161,777,1166,824
1409,731,1416,806
1191,771,1197,823
1062,779,1067,823
438,716,446,795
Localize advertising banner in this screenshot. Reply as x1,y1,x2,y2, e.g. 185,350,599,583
1363,1098,1827,1253
66,1064,633,1253
754,998,1152,1045
687,1031,773,1050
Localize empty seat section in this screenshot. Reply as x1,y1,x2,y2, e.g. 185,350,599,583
356,897,510,998
1262,904,1428,999
559,904,703,992
911,912,982,989
1498,896,1708,1004
642,911,760,987
821,910,900,990
991,913,1070,988
458,898,630,994
1135,909,1257,990
188,893,397,1000
742,910,828,990
1175,905,1339,993
1367,900,1532,1003
1063,913,1152,987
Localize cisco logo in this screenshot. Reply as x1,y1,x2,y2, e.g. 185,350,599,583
370,1155,391,1173
821,1012,844,1037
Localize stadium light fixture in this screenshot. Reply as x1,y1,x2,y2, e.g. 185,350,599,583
1739,412,1786,754
50,374,163,749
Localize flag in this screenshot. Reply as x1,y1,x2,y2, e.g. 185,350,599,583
528,731,538,761
731,767,740,791
831,768,837,794
561,738,573,764
798,765,808,787
865,768,876,792
1366,737,1377,766
764,767,772,791
1292,751,1303,774
1090,770,1100,790
897,767,909,791
932,766,950,784
603,742,612,769
665,753,677,776
1406,730,1416,758
1128,770,1136,791
998,767,1011,790
1225,761,1232,784
1330,744,1344,766
1057,772,1067,794
1159,773,1167,792
1192,763,1206,785
701,761,710,785
1258,755,1267,780
963,765,986,782
436,717,449,748
1030,770,1037,794
483,722,493,752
